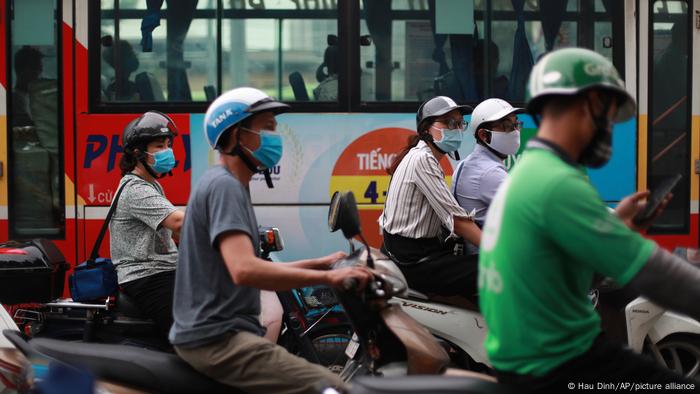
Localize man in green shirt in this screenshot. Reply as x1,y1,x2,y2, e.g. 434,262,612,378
479,47,700,392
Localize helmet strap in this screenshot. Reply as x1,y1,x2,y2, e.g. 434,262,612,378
131,146,168,179
263,169,274,188
138,156,167,179
420,131,448,154
477,135,508,160
578,96,614,168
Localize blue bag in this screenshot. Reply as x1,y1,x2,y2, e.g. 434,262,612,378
68,180,130,302
68,258,118,302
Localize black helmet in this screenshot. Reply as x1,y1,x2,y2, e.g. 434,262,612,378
416,96,472,132
122,111,178,149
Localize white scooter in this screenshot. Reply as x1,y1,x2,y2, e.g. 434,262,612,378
390,287,489,371
594,247,700,379
380,250,700,377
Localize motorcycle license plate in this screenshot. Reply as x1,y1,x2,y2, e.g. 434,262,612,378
345,333,360,358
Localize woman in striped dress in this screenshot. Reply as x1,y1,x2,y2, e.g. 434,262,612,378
380,96,482,302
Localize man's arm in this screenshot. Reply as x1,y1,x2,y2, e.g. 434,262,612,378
285,252,346,270
628,247,700,322
219,232,372,291
455,216,481,246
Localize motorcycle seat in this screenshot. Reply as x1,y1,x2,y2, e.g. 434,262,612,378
407,289,430,300
30,337,236,394
115,291,149,319
426,294,479,312
350,376,514,394
406,289,479,311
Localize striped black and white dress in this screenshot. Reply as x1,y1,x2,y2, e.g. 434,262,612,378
379,140,471,239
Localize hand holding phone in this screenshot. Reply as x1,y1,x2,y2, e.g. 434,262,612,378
632,174,681,226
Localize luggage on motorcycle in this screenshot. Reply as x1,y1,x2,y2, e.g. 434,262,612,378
68,258,118,302
0,239,68,304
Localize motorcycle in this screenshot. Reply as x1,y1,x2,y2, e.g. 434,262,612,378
594,247,700,380
0,191,507,393
1,228,351,370
324,191,497,383
345,221,700,379
390,283,488,371
324,211,489,372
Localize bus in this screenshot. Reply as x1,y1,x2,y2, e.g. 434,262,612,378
0,0,697,271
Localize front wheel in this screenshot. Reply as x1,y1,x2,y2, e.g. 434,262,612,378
279,324,353,374
645,334,700,380
310,328,353,374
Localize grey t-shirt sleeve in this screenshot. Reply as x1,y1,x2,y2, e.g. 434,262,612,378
121,181,177,231
207,178,255,249
479,166,507,204
628,246,700,322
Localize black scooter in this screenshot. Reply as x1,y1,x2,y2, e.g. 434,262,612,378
0,193,508,393
6,227,350,366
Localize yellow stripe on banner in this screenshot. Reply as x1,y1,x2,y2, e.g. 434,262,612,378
329,176,392,205
692,115,700,201
0,116,7,206
65,174,87,206
637,115,648,192
329,175,454,205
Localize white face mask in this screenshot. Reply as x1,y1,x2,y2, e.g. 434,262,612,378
484,129,521,156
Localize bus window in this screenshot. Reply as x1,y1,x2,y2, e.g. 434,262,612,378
359,0,616,104
8,0,64,237
100,0,213,102
648,0,691,233
97,0,338,104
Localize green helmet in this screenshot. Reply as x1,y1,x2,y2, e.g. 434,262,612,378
526,47,636,122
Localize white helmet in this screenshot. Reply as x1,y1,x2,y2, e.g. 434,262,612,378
466,98,523,136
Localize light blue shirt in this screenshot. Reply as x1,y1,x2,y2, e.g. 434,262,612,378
453,143,507,239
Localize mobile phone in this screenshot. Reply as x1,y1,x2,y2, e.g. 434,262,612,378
632,174,682,225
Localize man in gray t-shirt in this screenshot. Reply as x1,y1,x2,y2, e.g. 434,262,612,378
170,88,371,394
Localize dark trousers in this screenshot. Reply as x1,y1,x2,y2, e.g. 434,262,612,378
495,335,700,393
382,231,478,301
120,270,175,340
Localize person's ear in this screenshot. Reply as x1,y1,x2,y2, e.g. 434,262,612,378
478,129,491,143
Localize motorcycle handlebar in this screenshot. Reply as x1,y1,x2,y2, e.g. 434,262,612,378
342,277,359,291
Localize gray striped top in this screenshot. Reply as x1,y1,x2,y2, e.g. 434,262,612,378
379,141,471,239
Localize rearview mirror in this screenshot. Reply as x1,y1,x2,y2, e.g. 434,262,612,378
328,191,341,232
327,191,361,239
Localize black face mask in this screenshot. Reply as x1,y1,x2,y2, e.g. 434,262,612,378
579,97,614,168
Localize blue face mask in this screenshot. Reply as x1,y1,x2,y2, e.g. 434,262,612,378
431,126,464,153
241,128,283,170
147,148,176,174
